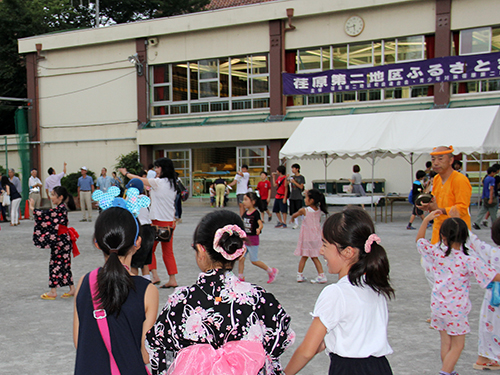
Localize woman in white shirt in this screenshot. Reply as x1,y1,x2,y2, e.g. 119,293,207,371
119,157,178,288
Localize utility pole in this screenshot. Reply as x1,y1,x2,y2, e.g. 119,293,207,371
95,0,100,27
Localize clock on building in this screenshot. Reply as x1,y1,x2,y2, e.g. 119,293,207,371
344,15,364,37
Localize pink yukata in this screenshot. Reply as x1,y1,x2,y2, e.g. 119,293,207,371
417,238,496,335
468,233,500,361
294,207,322,257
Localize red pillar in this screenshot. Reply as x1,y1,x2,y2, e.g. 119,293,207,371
433,0,452,107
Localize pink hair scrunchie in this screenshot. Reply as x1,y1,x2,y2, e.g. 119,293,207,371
213,224,247,261
364,234,381,253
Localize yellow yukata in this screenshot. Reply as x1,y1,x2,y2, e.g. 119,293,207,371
431,171,472,244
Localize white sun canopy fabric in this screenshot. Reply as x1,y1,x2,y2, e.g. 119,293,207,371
279,106,500,160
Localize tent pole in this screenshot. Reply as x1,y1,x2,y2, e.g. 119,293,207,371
324,154,328,195
371,152,375,217
478,154,483,208
410,152,414,186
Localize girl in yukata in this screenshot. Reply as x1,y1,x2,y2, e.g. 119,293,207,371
416,212,500,375
30,186,78,300
146,210,295,375
285,207,395,375
468,218,500,370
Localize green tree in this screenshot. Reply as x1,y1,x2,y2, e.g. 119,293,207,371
115,150,143,185
0,0,209,134
0,0,93,134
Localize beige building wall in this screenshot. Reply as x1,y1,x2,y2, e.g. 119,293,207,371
35,40,139,196
16,0,500,196
286,0,436,49
153,23,269,64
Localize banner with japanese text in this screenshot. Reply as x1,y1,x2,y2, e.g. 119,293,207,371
282,51,500,95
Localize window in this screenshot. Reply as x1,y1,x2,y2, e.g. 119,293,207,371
397,35,425,61
349,42,373,68
151,54,269,117
452,26,500,96
237,146,269,189
460,27,491,55
290,35,429,107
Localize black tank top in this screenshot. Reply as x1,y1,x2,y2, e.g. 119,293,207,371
74,271,150,375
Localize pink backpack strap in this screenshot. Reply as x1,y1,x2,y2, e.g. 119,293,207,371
89,268,121,375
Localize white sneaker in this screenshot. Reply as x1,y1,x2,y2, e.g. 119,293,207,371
292,223,299,230
310,274,327,284
297,273,306,282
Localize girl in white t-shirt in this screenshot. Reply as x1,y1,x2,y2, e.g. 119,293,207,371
285,207,395,375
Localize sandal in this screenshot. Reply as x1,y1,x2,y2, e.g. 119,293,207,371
473,361,500,370
61,293,74,298
160,284,178,289
41,293,56,300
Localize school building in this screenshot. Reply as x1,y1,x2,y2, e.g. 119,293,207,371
16,0,500,197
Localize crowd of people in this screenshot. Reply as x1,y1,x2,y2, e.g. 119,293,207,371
4,145,500,374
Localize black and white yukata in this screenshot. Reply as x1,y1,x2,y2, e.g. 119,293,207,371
33,203,75,288
146,268,295,375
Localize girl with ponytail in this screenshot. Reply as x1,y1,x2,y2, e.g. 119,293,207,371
147,210,294,375
286,207,395,375
73,207,159,375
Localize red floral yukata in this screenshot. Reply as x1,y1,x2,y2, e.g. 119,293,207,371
33,203,74,289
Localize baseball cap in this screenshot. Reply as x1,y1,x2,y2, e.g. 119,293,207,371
126,178,144,194
81,166,88,170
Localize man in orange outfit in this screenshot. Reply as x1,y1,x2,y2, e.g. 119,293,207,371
418,145,471,244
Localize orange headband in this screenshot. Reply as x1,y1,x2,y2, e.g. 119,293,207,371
430,146,454,155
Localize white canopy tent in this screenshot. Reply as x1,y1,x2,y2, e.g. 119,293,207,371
279,105,500,208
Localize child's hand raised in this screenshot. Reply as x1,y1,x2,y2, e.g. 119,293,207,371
425,210,441,222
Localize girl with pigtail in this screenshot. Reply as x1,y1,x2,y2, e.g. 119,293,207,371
73,207,159,375
286,207,395,375
147,210,295,375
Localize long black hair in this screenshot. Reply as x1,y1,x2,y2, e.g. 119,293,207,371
245,191,263,212
193,210,245,270
154,157,176,187
1,175,12,189
492,218,500,246
439,217,469,257
323,207,394,299
52,186,76,210
306,188,328,215
94,207,138,316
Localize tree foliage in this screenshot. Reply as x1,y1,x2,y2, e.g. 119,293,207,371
115,150,144,185
97,0,210,24
0,0,209,135
0,0,92,134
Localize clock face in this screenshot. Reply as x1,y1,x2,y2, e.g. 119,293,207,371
345,15,364,37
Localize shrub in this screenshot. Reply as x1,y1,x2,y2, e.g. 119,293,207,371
61,169,97,197
115,151,143,185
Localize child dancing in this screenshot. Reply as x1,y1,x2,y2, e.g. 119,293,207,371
416,211,500,375
291,189,328,284
238,192,279,283
74,203,159,374
468,218,500,370
285,207,395,375
31,186,78,300
147,210,294,374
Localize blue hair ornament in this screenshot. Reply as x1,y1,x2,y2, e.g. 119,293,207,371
92,186,150,246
